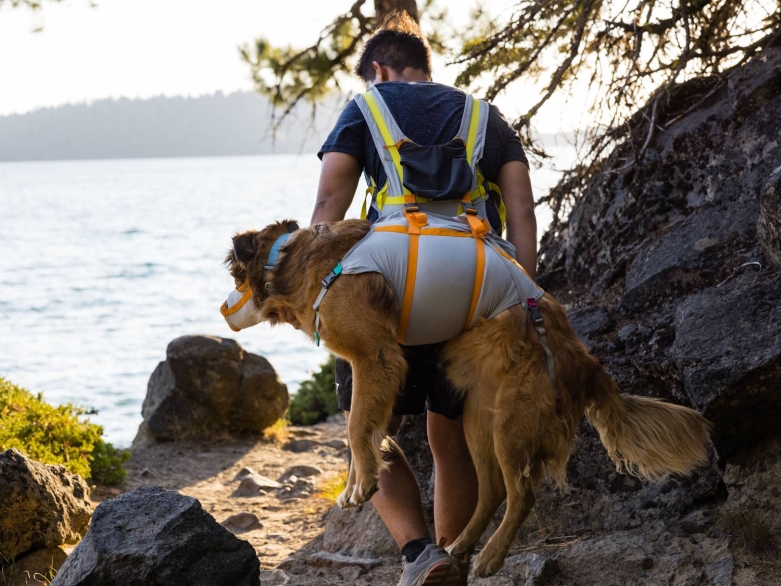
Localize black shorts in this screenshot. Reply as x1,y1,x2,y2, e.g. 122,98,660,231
335,343,464,420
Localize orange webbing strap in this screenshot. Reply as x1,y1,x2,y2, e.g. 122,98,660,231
464,237,485,330
397,209,427,343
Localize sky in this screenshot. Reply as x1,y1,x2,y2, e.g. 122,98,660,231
0,0,584,133
0,0,492,113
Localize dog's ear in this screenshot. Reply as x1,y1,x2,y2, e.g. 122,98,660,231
233,233,257,264
285,220,299,233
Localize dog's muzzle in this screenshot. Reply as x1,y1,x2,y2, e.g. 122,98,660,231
220,279,261,332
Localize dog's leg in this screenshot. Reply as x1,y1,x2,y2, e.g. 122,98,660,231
337,347,406,509
447,390,505,558
473,371,548,578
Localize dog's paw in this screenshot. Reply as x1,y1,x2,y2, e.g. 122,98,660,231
445,540,470,558
337,471,379,509
473,548,506,578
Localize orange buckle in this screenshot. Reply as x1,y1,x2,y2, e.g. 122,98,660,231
405,205,420,213
464,207,478,215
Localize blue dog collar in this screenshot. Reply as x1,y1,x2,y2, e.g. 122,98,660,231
264,233,292,269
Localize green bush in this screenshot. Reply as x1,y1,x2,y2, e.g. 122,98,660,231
0,376,128,485
288,356,339,425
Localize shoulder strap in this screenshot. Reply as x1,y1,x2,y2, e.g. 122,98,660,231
354,87,410,199
455,95,490,190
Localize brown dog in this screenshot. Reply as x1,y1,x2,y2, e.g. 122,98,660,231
225,219,711,577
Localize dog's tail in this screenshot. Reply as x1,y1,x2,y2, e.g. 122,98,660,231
584,366,711,479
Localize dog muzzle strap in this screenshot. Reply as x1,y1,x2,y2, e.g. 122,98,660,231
220,279,261,331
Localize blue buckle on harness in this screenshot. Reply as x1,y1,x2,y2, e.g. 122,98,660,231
321,263,343,289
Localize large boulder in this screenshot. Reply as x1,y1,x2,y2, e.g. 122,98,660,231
0,449,91,562
136,335,288,442
50,486,260,586
669,272,781,456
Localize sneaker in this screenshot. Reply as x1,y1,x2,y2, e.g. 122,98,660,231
397,543,461,586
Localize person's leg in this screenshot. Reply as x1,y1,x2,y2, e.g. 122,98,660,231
427,412,479,547
346,412,430,547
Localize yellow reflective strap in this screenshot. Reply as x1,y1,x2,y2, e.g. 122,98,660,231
362,92,410,196
466,100,481,166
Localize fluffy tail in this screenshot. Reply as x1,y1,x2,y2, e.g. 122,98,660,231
585,368,712,480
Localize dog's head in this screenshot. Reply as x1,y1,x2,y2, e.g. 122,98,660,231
222,220,299,329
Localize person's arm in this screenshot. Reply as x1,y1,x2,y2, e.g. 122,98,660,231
310,152,362,224
497,160,537,279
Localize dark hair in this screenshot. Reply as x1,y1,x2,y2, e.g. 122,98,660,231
355,11,432,82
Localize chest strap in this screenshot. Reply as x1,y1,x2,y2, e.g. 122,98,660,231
312,263,343,347
527,298,563,414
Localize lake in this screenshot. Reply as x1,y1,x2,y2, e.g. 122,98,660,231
0,152,569,446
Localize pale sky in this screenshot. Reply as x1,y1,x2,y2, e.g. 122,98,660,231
0,0,579,132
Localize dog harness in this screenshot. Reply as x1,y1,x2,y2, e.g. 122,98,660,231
354,87,507,234
313,209,544,347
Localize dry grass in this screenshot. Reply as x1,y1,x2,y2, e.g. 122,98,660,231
719,507,779,557
0,557,55,586
262,418,291,444
317,471,348,503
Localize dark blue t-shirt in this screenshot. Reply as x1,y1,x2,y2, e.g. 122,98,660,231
319,81,528,200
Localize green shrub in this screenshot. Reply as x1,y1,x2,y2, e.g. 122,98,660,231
288,356,339,425
0,377,128,485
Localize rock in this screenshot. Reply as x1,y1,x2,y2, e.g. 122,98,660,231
221,512,263,533
0,449,91,562
282,439,319,453
322,439,348,450
705,556,734,586
548,523,730,585
505,553,558,586
259,569,289,585
758,165,781,267
233,466,257,481
620,205,755,313
3,546,69,585
50,486,260,586
232,475,280,497
278,551,381,571
278,465,323,483
669,272,781,456
338,565,366,581
136,335,288,442
567,306,615,342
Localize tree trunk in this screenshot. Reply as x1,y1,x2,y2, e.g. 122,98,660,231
374,0,419,22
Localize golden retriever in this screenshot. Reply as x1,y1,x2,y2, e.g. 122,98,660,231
224,218,711,577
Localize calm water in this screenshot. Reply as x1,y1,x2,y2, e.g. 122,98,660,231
0,153,567,446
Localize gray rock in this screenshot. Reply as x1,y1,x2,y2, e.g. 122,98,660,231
0,449,91,561
50,486,260,586
221,512,263,533
758,165,781,268
550,523,729,586
233,466,257,481
669,273,781,456
621,206,755,313
282,439,319,453
505,553,558,586
567,306,615,341
322,439,348,450
705,556,734,586
259,569,289,585
136,335,288,442
231,475,280,497
278,465,323,483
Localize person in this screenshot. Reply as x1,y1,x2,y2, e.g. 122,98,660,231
308,11,537,586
